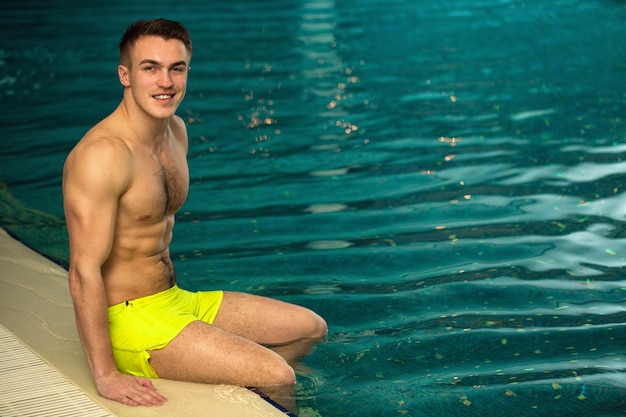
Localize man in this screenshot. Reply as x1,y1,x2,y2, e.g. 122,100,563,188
62,18,327,407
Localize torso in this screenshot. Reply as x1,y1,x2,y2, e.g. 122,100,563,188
97,111,189,306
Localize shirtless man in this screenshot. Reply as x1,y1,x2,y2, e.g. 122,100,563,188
62,18,327,407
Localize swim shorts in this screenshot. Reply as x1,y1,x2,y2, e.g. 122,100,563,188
108,285,224,378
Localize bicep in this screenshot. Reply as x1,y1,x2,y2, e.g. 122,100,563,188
63,141,130,272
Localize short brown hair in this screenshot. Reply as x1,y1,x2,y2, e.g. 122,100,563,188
119,18,192,66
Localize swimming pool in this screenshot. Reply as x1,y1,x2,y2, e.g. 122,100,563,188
1,0,626,415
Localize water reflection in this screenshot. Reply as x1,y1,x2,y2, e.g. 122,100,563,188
1,0,626,415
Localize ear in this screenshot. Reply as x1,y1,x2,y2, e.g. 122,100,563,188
118,64,131,87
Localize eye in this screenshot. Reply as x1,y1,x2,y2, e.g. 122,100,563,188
172,66,187,73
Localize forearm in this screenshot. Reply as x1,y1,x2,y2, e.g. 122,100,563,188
69,268,118,381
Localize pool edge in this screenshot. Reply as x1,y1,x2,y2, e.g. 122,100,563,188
0,227,290,417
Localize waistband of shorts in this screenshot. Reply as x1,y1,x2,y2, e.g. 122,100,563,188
108,285,180,315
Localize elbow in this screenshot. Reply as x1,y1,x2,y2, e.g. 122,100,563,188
67,268,84,301
67,266,101,302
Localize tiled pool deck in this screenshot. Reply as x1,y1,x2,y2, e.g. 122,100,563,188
0,227,290,417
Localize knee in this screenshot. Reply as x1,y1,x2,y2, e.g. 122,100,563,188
309,312,328,339
316,316,328,339
272,362,296,386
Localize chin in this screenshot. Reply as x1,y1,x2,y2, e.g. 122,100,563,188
150,108,178,120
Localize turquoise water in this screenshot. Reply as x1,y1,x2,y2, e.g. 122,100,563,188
2,0,626,415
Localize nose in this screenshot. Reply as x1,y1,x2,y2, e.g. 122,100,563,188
157,69,173,88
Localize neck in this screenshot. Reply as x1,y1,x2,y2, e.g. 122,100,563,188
118,96,172,146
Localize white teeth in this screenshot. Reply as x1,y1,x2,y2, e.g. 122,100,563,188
154,95,172,99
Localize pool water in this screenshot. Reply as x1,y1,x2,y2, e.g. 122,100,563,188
2,0,626,415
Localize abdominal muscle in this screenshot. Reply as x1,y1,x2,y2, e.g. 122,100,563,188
102,214,178,306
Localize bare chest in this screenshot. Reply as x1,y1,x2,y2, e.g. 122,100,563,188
122,147,189,222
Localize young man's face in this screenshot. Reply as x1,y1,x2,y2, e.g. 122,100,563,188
118,35,191,120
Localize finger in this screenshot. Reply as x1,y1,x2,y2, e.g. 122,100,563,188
136,378,168,401
120,395,140,407
129,380,167,406
124,392,161,407
135,377,158,391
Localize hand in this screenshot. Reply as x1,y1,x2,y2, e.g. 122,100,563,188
96,370,167,407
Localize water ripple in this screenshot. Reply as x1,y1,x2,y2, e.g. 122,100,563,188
2,0,626,415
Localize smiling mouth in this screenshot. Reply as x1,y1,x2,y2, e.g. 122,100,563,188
153,94,174,100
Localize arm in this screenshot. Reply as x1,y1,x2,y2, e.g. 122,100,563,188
62,138,166,407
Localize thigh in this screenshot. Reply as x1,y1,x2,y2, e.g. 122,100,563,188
148,321,295,387
213,292,327,346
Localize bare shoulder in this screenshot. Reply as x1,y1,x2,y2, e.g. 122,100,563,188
63,121,133,196
170,114,189,151
171,114,187,132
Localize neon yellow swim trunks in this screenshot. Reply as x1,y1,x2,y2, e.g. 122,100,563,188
108,285,223,378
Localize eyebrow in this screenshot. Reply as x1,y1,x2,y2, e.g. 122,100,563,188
138,59,188,67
